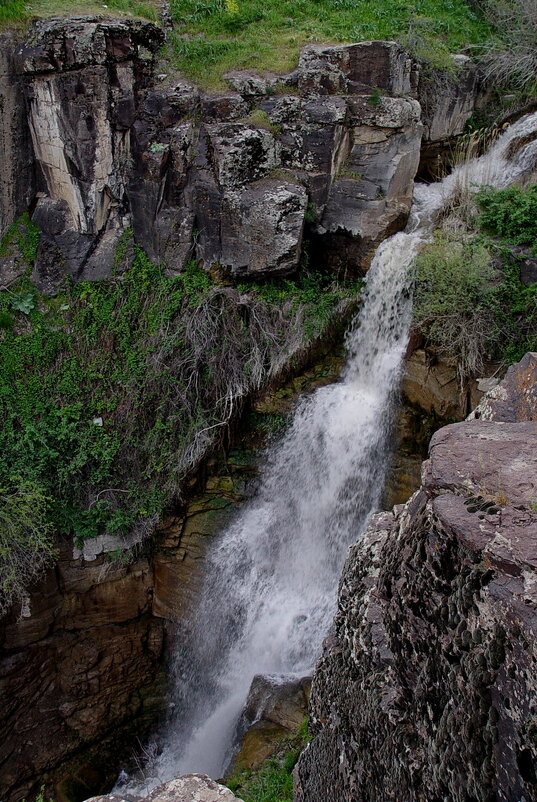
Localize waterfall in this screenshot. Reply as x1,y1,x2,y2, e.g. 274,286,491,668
126,111,537,789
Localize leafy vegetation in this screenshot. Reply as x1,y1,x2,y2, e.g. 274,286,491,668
0,479,56,615
0,0,158,27
0,212,40,265
225,718,310,802
413,231,498,380
476,184,537,248
0,225,360,606
413,184,537,380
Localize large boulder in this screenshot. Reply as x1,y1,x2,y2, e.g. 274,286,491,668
295,354,537,801
86,775,243,802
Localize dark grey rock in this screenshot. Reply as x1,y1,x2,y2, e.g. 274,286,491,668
0,32,35,239
297,41,415,97
295,353,537,802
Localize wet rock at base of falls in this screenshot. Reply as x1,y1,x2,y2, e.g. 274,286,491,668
231,674,311,772
85,775,243,802
294,352,537,802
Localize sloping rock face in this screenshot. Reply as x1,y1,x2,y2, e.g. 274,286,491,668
295,354,537,802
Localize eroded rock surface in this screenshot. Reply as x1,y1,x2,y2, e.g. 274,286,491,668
295,355,537,802
86,775,243,802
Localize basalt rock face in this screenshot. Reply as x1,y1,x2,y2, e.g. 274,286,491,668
129,40,422,278
0,24,483,283
295,354,537,802
0,32,34,237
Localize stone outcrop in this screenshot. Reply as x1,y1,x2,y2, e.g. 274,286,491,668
417,55,481,179
13,17,164,288
4,26,482,284
295,353,537,802
0,31,34,238
129,39,423,278
86,775,243,802
0,21,483,284
231,674,310,772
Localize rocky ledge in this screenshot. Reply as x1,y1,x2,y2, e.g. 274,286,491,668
295,353,537,802
1,19,481,287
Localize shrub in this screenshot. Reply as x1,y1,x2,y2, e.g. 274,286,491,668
475,184,537,247
0,479,56,615
477,0,537,89
413,231,498,380
0,236,360,563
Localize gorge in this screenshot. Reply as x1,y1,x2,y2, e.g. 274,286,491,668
1,5,537,802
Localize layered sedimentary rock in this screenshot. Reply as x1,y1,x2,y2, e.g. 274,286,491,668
0,547,166,802
295,354,537,802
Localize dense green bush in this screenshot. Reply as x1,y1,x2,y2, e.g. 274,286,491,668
0,230,359,560
475,184,537,247
412,232,498,380
413,219,537,378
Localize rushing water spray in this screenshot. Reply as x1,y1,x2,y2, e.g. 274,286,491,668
127,112,537,789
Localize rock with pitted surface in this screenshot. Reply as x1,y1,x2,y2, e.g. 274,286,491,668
86,775,243,802
469,351,537,422
295,353,537,802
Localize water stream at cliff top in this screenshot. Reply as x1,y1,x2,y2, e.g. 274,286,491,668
126,111,537,788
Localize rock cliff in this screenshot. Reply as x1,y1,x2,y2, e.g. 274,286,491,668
0,15,484,801
295,353,537,802
1,18,481,287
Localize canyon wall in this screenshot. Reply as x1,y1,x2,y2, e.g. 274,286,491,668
0,16,483,801
295,352,537,802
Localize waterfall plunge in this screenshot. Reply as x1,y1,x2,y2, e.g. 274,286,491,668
127,111,537,789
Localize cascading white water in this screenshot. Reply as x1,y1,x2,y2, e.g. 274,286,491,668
126,111,537,790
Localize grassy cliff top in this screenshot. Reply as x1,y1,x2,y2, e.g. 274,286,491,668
1,0,491,88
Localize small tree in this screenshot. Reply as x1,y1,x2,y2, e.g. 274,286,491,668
0,479,56,617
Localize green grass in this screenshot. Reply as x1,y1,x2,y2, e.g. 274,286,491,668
0,0,159,28
168,0,492,88
225,718,310,802
1,0,492,89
